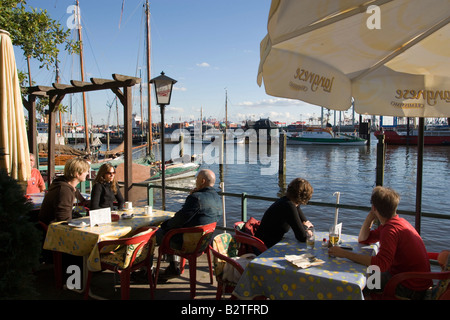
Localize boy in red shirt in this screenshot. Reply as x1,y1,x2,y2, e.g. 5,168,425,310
329,186,432,299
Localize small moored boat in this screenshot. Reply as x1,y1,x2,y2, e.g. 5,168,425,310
287,127,367,146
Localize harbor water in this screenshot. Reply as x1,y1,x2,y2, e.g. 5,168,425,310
99,134,450,253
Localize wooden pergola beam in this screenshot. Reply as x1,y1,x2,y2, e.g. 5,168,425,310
26,74,140,199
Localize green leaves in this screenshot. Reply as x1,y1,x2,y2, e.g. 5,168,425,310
0,0,79,70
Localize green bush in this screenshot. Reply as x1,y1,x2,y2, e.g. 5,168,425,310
0,169,41,299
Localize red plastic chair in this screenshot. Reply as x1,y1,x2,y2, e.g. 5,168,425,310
373,251,450,300
154,222,216,299
84,226,158,300
209,233,243,299
38,221,63,289
234,220,267,255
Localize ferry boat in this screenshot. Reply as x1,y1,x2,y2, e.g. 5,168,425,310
287,127,367,146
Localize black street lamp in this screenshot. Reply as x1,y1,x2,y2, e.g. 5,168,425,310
150,72,177,210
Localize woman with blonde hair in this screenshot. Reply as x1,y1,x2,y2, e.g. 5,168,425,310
38,158,90,224
255,178,314,248
90,163,124,210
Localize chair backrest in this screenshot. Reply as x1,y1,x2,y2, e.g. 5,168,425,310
381,250,450,300
234,219,267,255
235,233,267,255
210,233,240,278
162,222,217,255
98,226,158,270
432,250,450,300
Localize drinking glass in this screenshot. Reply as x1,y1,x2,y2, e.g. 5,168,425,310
306,227,315,250
329,226,340,246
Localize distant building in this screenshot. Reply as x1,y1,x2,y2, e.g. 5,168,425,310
244,118,278,131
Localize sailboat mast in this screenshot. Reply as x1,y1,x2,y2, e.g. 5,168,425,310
76,0,90,152
140,68,143,134
55,61,63,137
225,89,228,129
145,0,152,153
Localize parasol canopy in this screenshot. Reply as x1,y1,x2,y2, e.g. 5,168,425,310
257,0,450,233
257,0,450,117
0,30,31,183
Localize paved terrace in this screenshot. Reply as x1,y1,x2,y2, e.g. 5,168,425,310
34,253,220,300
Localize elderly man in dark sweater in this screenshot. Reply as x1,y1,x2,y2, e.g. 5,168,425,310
156,168,222,278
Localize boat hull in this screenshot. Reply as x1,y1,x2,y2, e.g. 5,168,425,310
287,136,367,146
374,130,450,146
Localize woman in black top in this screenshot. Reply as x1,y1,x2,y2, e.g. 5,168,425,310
255,178,314,248
90,163,124,210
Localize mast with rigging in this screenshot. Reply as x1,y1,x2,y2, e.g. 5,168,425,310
76,0,90,152
145,0,152,154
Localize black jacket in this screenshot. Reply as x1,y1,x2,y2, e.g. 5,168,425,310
255,196,308,248
90,182,124,210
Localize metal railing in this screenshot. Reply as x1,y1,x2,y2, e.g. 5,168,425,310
135,182,450,231
80,179,450,224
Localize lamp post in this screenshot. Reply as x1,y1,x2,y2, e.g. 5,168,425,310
150,72,177,210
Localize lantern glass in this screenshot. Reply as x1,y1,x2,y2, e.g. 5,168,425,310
155,81,173,105
150,72,177,105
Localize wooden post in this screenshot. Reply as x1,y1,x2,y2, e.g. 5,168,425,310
415,118,424,234
48,94,65,184
376,133,385,186
279,132,286,195
24,95,37,155
279,132,286,177
123,86,133,200
179,134,184,157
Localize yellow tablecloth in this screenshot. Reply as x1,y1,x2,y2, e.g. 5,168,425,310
43,208,174,271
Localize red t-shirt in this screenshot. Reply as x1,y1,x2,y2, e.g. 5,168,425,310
27,168,45,194
361,215,432,291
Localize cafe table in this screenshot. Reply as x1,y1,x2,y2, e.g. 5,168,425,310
232,232,378,300
43,207,174,273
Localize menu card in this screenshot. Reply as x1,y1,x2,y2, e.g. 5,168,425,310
285,253,325,269
89,207,111,226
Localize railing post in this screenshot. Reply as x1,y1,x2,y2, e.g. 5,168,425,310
147,183,154,206
241,192,247,222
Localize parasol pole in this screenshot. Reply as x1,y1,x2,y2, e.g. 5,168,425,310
220,181,226,231
333,192,340,228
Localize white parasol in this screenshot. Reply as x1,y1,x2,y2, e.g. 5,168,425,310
0,30,31,184
257,0,450,232
257,0,450,118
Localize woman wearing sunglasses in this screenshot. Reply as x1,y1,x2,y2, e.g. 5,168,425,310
90,163,124,210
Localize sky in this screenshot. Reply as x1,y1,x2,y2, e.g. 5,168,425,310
14,0,332,126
